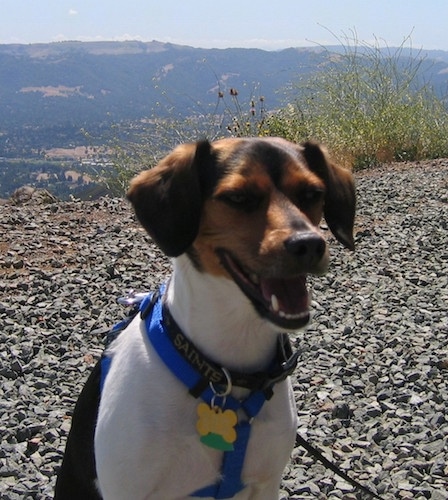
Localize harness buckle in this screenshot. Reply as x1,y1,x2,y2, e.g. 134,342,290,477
117,289,148,306
209,367,233,408
262,348,300,393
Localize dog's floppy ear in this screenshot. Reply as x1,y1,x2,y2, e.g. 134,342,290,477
127,141,213,257
301,141,356,250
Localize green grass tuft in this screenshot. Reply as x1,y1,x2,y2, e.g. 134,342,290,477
266,32,448,169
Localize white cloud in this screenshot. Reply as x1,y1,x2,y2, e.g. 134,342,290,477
68,9,78,16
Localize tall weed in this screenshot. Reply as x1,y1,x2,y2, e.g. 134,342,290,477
267,32,448,168
105,34,448,195
106,86,267,194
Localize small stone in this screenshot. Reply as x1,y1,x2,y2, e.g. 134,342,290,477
423,440,445,455
332,402,351,420
366,404,382,418
294,482,321,495
335,480,355,492
436,358,448,370
409,394,424,405
11,359,23,374
406,371,421,382
26,437,42,455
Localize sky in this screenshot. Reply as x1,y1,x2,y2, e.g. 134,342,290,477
1,0,448,52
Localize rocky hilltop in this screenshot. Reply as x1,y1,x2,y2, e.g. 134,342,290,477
1,160,447,498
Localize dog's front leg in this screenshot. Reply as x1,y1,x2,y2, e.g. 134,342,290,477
224,480,284,500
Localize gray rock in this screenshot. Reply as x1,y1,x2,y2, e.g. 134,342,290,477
1,161,448,498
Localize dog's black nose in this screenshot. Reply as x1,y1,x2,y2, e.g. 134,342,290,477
284,232,326,262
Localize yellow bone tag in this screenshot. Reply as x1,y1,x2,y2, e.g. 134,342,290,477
196,402,237,451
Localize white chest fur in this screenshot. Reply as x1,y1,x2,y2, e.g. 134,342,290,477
95,257,298,500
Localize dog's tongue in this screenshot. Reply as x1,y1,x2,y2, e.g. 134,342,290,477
260,276,309,315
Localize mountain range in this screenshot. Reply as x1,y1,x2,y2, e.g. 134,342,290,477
1,40,448,200
0,41,324,130
1,40,448,152
0,41,448,128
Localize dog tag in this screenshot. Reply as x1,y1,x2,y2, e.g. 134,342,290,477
196,402,237,451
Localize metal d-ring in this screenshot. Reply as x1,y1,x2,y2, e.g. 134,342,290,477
209,367,233,408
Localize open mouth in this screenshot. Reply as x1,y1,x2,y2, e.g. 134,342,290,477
217,249,311,329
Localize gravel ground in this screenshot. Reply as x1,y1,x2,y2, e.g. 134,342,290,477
0,159,447,499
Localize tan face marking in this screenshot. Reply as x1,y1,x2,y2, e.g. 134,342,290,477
192,157,327,279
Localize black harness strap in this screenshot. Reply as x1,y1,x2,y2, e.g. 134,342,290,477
162,305,299,398
105,289,384,499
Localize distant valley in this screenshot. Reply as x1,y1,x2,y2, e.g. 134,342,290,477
0,40,329,135
1,40,448,199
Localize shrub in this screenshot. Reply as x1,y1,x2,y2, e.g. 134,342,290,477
267,32,448,169
105,86,268,195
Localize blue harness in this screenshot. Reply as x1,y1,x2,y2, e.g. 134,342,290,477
100,286,299,499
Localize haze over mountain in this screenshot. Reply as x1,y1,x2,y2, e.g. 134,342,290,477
2,40,448,136
0,41,323,130
1,40,448,200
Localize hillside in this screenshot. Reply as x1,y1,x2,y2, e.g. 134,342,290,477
2,40,448,139
0,41,327,131
1,159,447,498
2,40,448,200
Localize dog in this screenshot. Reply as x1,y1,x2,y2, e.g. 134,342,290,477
54,137,355,499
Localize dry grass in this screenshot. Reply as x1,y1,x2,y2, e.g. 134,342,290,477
266,34,448,170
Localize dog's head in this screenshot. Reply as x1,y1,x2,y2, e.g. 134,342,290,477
128,138,355,329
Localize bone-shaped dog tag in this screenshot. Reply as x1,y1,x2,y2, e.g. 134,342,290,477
196,402,237,451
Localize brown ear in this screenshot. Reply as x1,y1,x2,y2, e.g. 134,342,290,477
301,141,356,250
127,141,213,257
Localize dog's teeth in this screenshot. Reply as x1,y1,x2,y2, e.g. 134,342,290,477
278,310,309,320
271,294,279,312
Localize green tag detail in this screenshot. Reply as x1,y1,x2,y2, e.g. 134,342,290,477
200,433,235,451
196,402,238,451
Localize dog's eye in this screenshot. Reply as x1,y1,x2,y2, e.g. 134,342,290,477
298,187,325,207
217,190,261,212
226,192,247,204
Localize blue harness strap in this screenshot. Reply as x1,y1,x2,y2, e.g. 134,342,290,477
140,291,270,499
100,288,280,499
100,287,382,500
193,422,251,499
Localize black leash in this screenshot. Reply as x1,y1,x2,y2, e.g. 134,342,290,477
295,433,383,499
